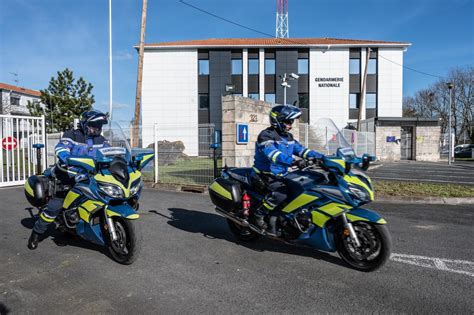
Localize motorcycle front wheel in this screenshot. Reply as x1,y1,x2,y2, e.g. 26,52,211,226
106,218,142,265
335,221,391,272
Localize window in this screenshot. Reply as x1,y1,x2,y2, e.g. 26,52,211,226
298,93,309,108
349,59,360,75
368,59,377,74
198,94,209,109
248,93,259,100
298,59,308,74
198,60,209,75
366,93,377,109
265,93,276,104
265,59,275,75
10,95,20,106
349,93,359,109
232,59,242,75
248,59,259,75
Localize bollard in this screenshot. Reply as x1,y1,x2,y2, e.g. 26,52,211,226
32,143,45,175
209,130,222,179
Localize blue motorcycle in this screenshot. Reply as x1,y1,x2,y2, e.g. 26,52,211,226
24,124,154,264
209,119,391,271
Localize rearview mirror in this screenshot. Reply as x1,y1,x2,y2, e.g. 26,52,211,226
133,152,154,170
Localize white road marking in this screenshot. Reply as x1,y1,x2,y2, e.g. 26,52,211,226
391,253,474,277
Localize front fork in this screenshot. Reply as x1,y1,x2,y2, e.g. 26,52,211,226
341,213,361,247
104,206,118,241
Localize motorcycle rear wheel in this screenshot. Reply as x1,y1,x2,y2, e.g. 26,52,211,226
335,222,391,272
227,219,261,242
106,218,142,265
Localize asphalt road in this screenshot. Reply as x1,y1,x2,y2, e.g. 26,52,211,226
1,188,473,314
367,160,474,185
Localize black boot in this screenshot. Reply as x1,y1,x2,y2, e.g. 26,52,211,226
27,231,41,250
253,207,268,230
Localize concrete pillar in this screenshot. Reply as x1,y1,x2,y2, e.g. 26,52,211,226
259,49,265,101
243,49,248,97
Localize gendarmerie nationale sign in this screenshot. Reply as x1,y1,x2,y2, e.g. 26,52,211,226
315,77,344,87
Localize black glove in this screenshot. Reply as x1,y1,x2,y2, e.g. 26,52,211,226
292,159,307,169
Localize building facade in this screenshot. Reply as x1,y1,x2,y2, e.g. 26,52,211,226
141,38,410,155
0,83,41,116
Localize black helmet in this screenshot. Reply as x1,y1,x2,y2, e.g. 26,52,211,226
269,105,302,133
79,109,109,136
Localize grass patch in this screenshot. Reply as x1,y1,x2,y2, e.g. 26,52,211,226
374,180,474,198
156,157,220,185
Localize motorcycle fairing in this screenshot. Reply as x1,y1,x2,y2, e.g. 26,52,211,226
346,208,387,224
106,204,140,220
76,220,105,246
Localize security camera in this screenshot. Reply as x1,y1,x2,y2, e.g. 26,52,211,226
289,73,299,79
281,82,291,88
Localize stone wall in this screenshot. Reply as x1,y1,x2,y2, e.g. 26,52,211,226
222,95,299,167
415,126,441,161
375,126,401,161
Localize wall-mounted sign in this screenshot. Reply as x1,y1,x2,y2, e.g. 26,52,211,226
236,123,249,145
386,136,396,143
315,77,344,87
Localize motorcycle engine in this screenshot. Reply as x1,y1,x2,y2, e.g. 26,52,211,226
293,209,312,233
63,208,80,227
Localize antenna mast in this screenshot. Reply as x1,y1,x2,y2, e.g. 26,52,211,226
276,0,289,38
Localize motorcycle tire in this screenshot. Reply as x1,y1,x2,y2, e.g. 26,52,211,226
335,221,391,272
106,217,142,265
227,219,261,242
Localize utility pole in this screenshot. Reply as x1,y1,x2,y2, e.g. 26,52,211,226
357,47,371,131
132,0,148,147
447,82,454,165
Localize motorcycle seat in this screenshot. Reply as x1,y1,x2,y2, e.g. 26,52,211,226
226,167,253,186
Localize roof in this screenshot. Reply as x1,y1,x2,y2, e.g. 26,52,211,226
144,37,411,49
0,83,41,97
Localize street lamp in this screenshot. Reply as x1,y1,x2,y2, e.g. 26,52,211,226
280,72,299,105
447,82,454,165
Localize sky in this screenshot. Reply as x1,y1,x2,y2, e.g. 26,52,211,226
1,0,473,125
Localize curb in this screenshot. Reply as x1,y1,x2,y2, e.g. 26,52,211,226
376,196,474,205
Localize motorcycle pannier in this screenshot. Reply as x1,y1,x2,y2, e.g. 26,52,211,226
24,175,50,208
209,177,241,212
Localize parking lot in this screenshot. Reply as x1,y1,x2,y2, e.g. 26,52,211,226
367,161,474,185
1,187,473,313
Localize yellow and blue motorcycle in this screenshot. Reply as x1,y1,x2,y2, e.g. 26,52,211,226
209,119,391,271
24,125,154,264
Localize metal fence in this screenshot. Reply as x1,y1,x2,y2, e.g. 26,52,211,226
0,115,46,187
146,123,216,186
299,123,375,157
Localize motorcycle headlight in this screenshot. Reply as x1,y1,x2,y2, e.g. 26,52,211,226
348,185,369,201
129,179,143,196
99,183,124,198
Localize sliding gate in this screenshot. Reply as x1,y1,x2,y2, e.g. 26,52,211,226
0,115,46,187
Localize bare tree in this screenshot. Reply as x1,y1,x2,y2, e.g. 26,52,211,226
403,66,473,144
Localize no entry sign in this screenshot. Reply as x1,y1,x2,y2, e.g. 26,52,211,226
2,137,18,151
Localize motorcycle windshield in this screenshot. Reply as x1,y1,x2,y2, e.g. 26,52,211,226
307,118,354,157
99,122,132,162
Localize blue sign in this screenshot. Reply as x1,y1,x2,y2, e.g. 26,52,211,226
236,124,249,144
386,136,396,143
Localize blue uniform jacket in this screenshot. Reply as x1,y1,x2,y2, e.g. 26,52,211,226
253,127,323,176
55,129,109,164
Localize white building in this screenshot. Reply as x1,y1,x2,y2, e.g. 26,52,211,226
0,83,41,116
140,38,411,155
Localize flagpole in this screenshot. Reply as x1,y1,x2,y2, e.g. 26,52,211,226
108,0,113,120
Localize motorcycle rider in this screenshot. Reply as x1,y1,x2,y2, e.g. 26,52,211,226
251,104,324,234
27,109,110,250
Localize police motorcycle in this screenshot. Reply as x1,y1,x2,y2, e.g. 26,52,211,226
24,123,154,264
209,119,391,271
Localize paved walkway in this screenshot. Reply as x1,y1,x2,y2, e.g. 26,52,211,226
367,161,474,185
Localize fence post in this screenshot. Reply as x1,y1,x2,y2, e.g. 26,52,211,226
41,115,47,170
154,124,159,184
304,123,309,148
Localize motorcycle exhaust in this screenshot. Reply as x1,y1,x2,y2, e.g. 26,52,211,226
215,207,266,236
